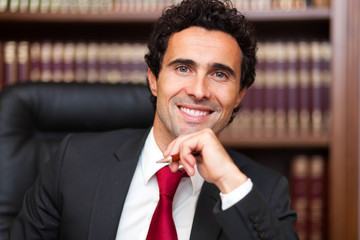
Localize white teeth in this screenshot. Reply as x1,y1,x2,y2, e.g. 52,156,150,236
180,107,209,117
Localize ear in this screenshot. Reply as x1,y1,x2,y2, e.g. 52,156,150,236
234,87,247,109
147,68,158,97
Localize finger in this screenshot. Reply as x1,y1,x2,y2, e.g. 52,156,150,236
164,133,193,157
169,162,180,172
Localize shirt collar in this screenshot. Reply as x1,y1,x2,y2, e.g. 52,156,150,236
140,128,204,195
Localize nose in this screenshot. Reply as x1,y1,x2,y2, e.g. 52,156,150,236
185,74,211,100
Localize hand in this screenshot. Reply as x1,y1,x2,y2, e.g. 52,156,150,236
163,128,248,194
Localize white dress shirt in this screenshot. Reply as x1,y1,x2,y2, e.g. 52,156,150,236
116,128,253,240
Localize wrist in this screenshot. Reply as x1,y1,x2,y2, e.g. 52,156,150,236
216,167,248,194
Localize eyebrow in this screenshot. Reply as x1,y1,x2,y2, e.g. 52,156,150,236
167,58,236,78
210,63,236,78
167,58,197,67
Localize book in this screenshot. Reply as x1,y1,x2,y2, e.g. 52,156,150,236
74,42,87,82
274,41,287,137
9,0,20,12
40,41,53,82
298,41,311,137
30,42,41,82
308,155,326,240
29,0,40,13
0,0,7,12
290,155,309,240
86,42,100,83
19,0,29,12
310,41,323,136
17,41,29,83
252,42,266,137
319,41,331,135
4,41,17,87
98,42,109,83
52,42,64,82
285,41,299,137
264,42,277,137
63,42,75,82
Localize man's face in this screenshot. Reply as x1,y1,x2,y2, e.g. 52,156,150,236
149,26,246,149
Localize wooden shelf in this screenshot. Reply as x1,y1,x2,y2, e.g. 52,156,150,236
0,7,330,23
219,134,329,148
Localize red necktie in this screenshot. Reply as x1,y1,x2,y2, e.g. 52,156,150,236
146,167,188,240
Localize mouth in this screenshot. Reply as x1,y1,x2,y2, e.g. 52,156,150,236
178,106,213,118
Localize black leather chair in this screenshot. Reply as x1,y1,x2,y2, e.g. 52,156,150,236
0,82,154,239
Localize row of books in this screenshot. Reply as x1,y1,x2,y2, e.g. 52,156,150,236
225,40,331,138
0,40,331,138
290,154,327,240
0,41,148,88
0,0,330,14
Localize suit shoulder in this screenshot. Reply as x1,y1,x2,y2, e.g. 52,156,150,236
67,128,147,150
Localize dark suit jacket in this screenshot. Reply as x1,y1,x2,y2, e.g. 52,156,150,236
10,128,298,240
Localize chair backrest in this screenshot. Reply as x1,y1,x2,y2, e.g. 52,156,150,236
0,82,154,239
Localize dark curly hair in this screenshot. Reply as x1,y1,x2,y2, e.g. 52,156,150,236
145,0,257,123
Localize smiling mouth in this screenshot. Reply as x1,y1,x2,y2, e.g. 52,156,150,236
179,106,212,117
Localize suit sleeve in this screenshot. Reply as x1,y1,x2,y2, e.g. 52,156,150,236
213,176,299,240
9,134,73,240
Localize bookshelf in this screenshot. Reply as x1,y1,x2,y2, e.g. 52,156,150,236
0,0,359,239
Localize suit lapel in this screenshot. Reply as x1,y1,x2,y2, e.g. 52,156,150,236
190,182,222,240
88,129,149,240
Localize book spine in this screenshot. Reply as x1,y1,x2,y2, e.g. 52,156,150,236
290,155,309,240
40,0,51,13
60,0,70,14
29,0,40,13
320,41,331,134
275,41,287,137
310,41,323,136
285,41,299,137
9,0,20,12
252,42,266,137
119,43,132,83
106,43,121,84
63,42,75,82
78,0,90,13
51,0,62,13
131,43,148,84
98,42,109,83
0,0,7,12
75,42,87,82
52,42,64,82
298,41,311,137
264,42,277,137
19,0,29,12
86,42,99,83
308,155,326,240
30,42,41,82
4,41,18,86
40,41,52,82
17,41,30,83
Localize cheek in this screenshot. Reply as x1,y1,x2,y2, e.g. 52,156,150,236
216,88,240,109
158,75,186,100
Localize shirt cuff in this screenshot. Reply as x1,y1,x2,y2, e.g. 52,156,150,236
219,178,253,211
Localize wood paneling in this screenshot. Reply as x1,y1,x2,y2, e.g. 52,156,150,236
330,0,360,238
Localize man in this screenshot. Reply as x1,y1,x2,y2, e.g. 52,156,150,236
10,0,298,239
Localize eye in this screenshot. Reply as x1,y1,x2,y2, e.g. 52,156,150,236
176,66,190,73
213,71,228,79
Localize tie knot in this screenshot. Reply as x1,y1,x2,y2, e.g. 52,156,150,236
156,167,188,198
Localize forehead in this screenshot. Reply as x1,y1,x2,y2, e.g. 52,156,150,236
164,26,242,72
